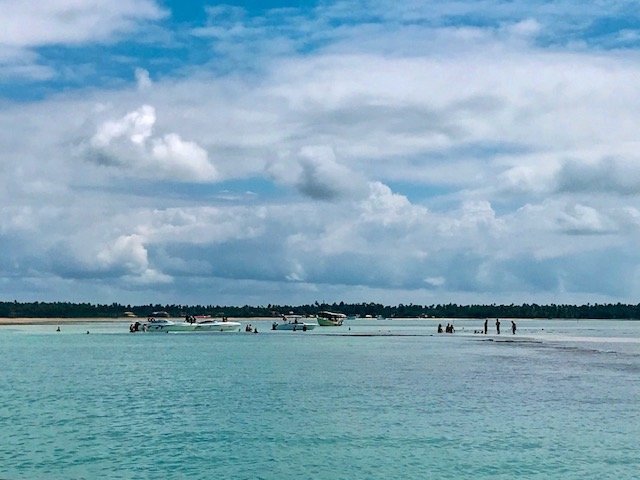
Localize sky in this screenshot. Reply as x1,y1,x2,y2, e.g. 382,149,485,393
2,0,640,306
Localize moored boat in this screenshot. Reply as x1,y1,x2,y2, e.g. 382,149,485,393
130,316,241,333
271,315,316,331
191,318,242,332
317,311,346,326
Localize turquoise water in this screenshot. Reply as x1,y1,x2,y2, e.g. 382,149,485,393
1,318,639,479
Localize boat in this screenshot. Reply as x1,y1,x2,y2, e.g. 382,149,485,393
130,316,241,333
317,311,346,326
271,315,316,331
191,317,242,332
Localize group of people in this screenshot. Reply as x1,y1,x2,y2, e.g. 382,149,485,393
245,324,258,333
129,321,147,332
483,318,516,335
437,323,455,333
439,318,517,335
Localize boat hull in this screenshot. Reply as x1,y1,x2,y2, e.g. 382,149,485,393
273,322,316,331
192,321,241,332
317,317,344,326
317,311,346,326
132,320,241,333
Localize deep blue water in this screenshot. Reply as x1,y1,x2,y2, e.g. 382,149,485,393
1,318,639,479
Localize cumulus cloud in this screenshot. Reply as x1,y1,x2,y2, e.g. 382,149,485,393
96,234,149,273
267,145,368,200
360,182,428,227
555,204,616,235
498,161,559,195
92,104,154,149
96,234,171,285
87,105,218,181
297,146,355,199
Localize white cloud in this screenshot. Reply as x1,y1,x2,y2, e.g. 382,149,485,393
506,18,542,37
0,45,54,80
360,182,427,227
0,1,165,80
97,234,149,273
92,104,155,148
87,105,218,181
424,276,446,287
0,0,165,48
150,133,214,180
268,145,368,200
555,204,615,235
135,68,152,90
94,234,172,285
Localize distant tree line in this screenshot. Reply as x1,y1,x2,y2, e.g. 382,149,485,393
1,300,640,319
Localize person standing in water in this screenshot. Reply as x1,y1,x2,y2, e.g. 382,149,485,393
483,318,488,334
495,318,501,335
511,321,516,335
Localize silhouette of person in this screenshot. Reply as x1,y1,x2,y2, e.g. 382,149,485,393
483,318,488,334
437,324,443,333
511,321,516,335
495,318,501,335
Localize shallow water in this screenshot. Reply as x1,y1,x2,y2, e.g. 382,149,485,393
1,318,638,479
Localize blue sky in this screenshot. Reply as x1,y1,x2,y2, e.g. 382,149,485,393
2,0,640,306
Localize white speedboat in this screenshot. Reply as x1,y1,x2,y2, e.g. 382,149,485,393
317,311,346,326
130,317,241,333
191,319,242,332
271,315,316,331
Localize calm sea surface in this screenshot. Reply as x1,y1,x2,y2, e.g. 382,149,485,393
1,318,638,479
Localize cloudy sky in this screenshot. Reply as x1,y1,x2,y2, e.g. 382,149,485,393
2,0,640,306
